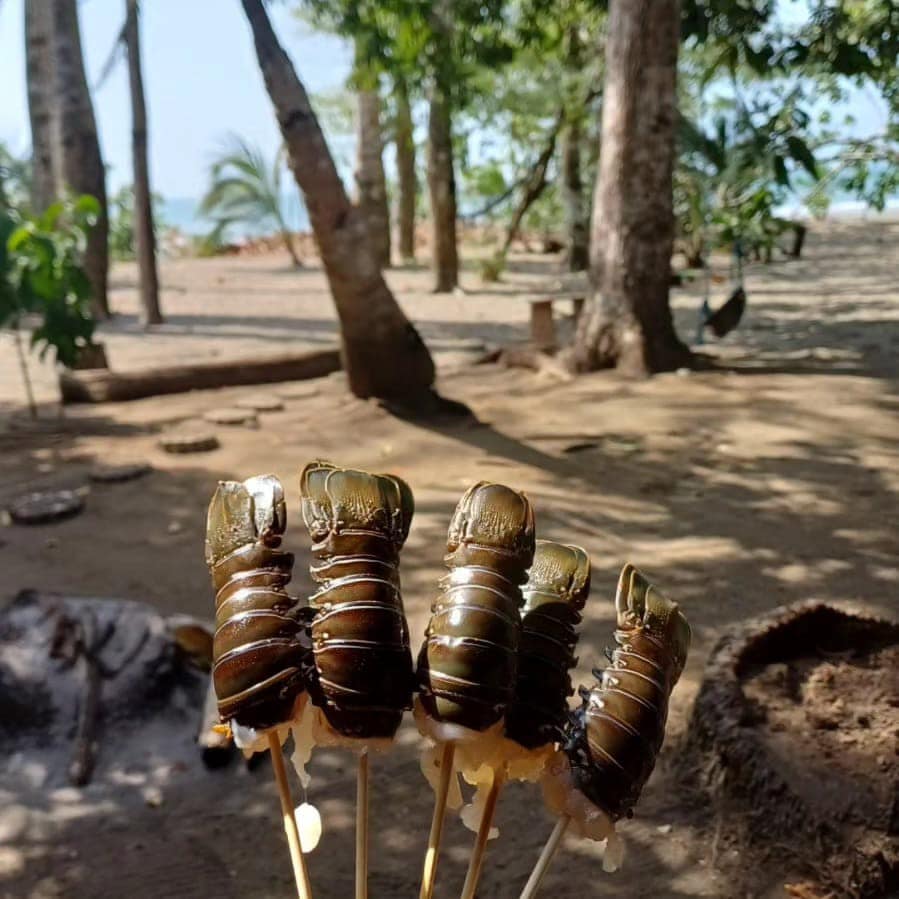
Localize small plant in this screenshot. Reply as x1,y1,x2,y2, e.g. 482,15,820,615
0,195,99,415
479,252,505,282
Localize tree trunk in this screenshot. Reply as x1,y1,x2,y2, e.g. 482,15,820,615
427,88,458,292
426,0,458,293
281,228,302,268
25,0,61,214
568,0,691,376
355,80,391,269
561,27,589,272
52,0,110,320
394,75,417,263
239,0,435,406
125,0,162,326
560,121,589,271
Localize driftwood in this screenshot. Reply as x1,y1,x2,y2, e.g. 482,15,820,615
59,348,341,403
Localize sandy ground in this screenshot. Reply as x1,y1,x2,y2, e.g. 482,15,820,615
0,218,897,898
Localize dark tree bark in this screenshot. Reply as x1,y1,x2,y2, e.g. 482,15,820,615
426,0,458,293
25,0,61,214
354,66,391,269
561,27,589,272
568,0,691,375
394,75,417,263
125,0,162,326
427,87,458,292
239,0,435,406
52,0,110,320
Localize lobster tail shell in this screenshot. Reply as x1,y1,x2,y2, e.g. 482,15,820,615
300,461,415,740
505,540,591,749
565,563,690,820
206,476,310,731
417,482,536,731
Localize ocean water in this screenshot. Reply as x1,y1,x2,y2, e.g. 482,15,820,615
160,187,897,240
159,195,311,237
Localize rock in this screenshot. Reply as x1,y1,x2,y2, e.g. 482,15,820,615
88,463,152,484
202,407,258,427
235,395,284,413
8,490,84,525
158,428,220,454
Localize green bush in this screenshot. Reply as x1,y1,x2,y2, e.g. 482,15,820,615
1,195,98,368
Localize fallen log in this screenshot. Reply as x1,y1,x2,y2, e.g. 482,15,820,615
59,348,341,404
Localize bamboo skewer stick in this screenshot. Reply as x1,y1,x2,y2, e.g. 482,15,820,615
419,741,456,899
459,773,503,899
356,748,370,899
268,732,314,899
519,816,570,899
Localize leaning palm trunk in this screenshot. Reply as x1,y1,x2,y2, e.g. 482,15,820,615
125,0,162,326
355,82,391,269
568,0,691,375
240,0,435,406
52,0,110,321
394,75,417,263
25,1,61,214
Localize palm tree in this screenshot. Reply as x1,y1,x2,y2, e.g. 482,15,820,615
124,0,162,325
200,135,302,268
239,0,435,407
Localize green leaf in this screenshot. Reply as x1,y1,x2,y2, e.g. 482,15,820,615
786,136,819,180
773,155,791,188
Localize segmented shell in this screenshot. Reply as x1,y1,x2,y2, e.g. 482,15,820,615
565,563,690,819
300,460,415,740
417,482,536,731
205,475,310,730
505,540,591,749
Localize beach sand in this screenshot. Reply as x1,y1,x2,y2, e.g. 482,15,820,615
0,217,896,898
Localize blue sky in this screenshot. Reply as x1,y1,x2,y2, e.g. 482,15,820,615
0,0,352,198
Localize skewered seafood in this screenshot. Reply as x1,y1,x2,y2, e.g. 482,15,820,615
300,461,415,741
205,475,311,732
505,540,591,751
417,481,536,734
541,563,690,870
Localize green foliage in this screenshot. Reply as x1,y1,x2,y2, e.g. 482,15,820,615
0,144,33,215
0,196,98,368
675,91,821,263
200,135,295,243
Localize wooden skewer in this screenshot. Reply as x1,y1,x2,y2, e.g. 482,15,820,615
459,772,503,899
419,741,456,899
268,731,314,899
356,748,369,899
519,816,570,899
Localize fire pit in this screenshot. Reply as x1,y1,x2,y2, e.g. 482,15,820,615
685,601,899,899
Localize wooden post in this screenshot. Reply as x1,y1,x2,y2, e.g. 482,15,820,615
530,299,557,352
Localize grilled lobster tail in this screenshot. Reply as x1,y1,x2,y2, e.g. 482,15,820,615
565,564,690,820
300,461,415,740
417,482,536,732
205,475,310,731
505,540,591,749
